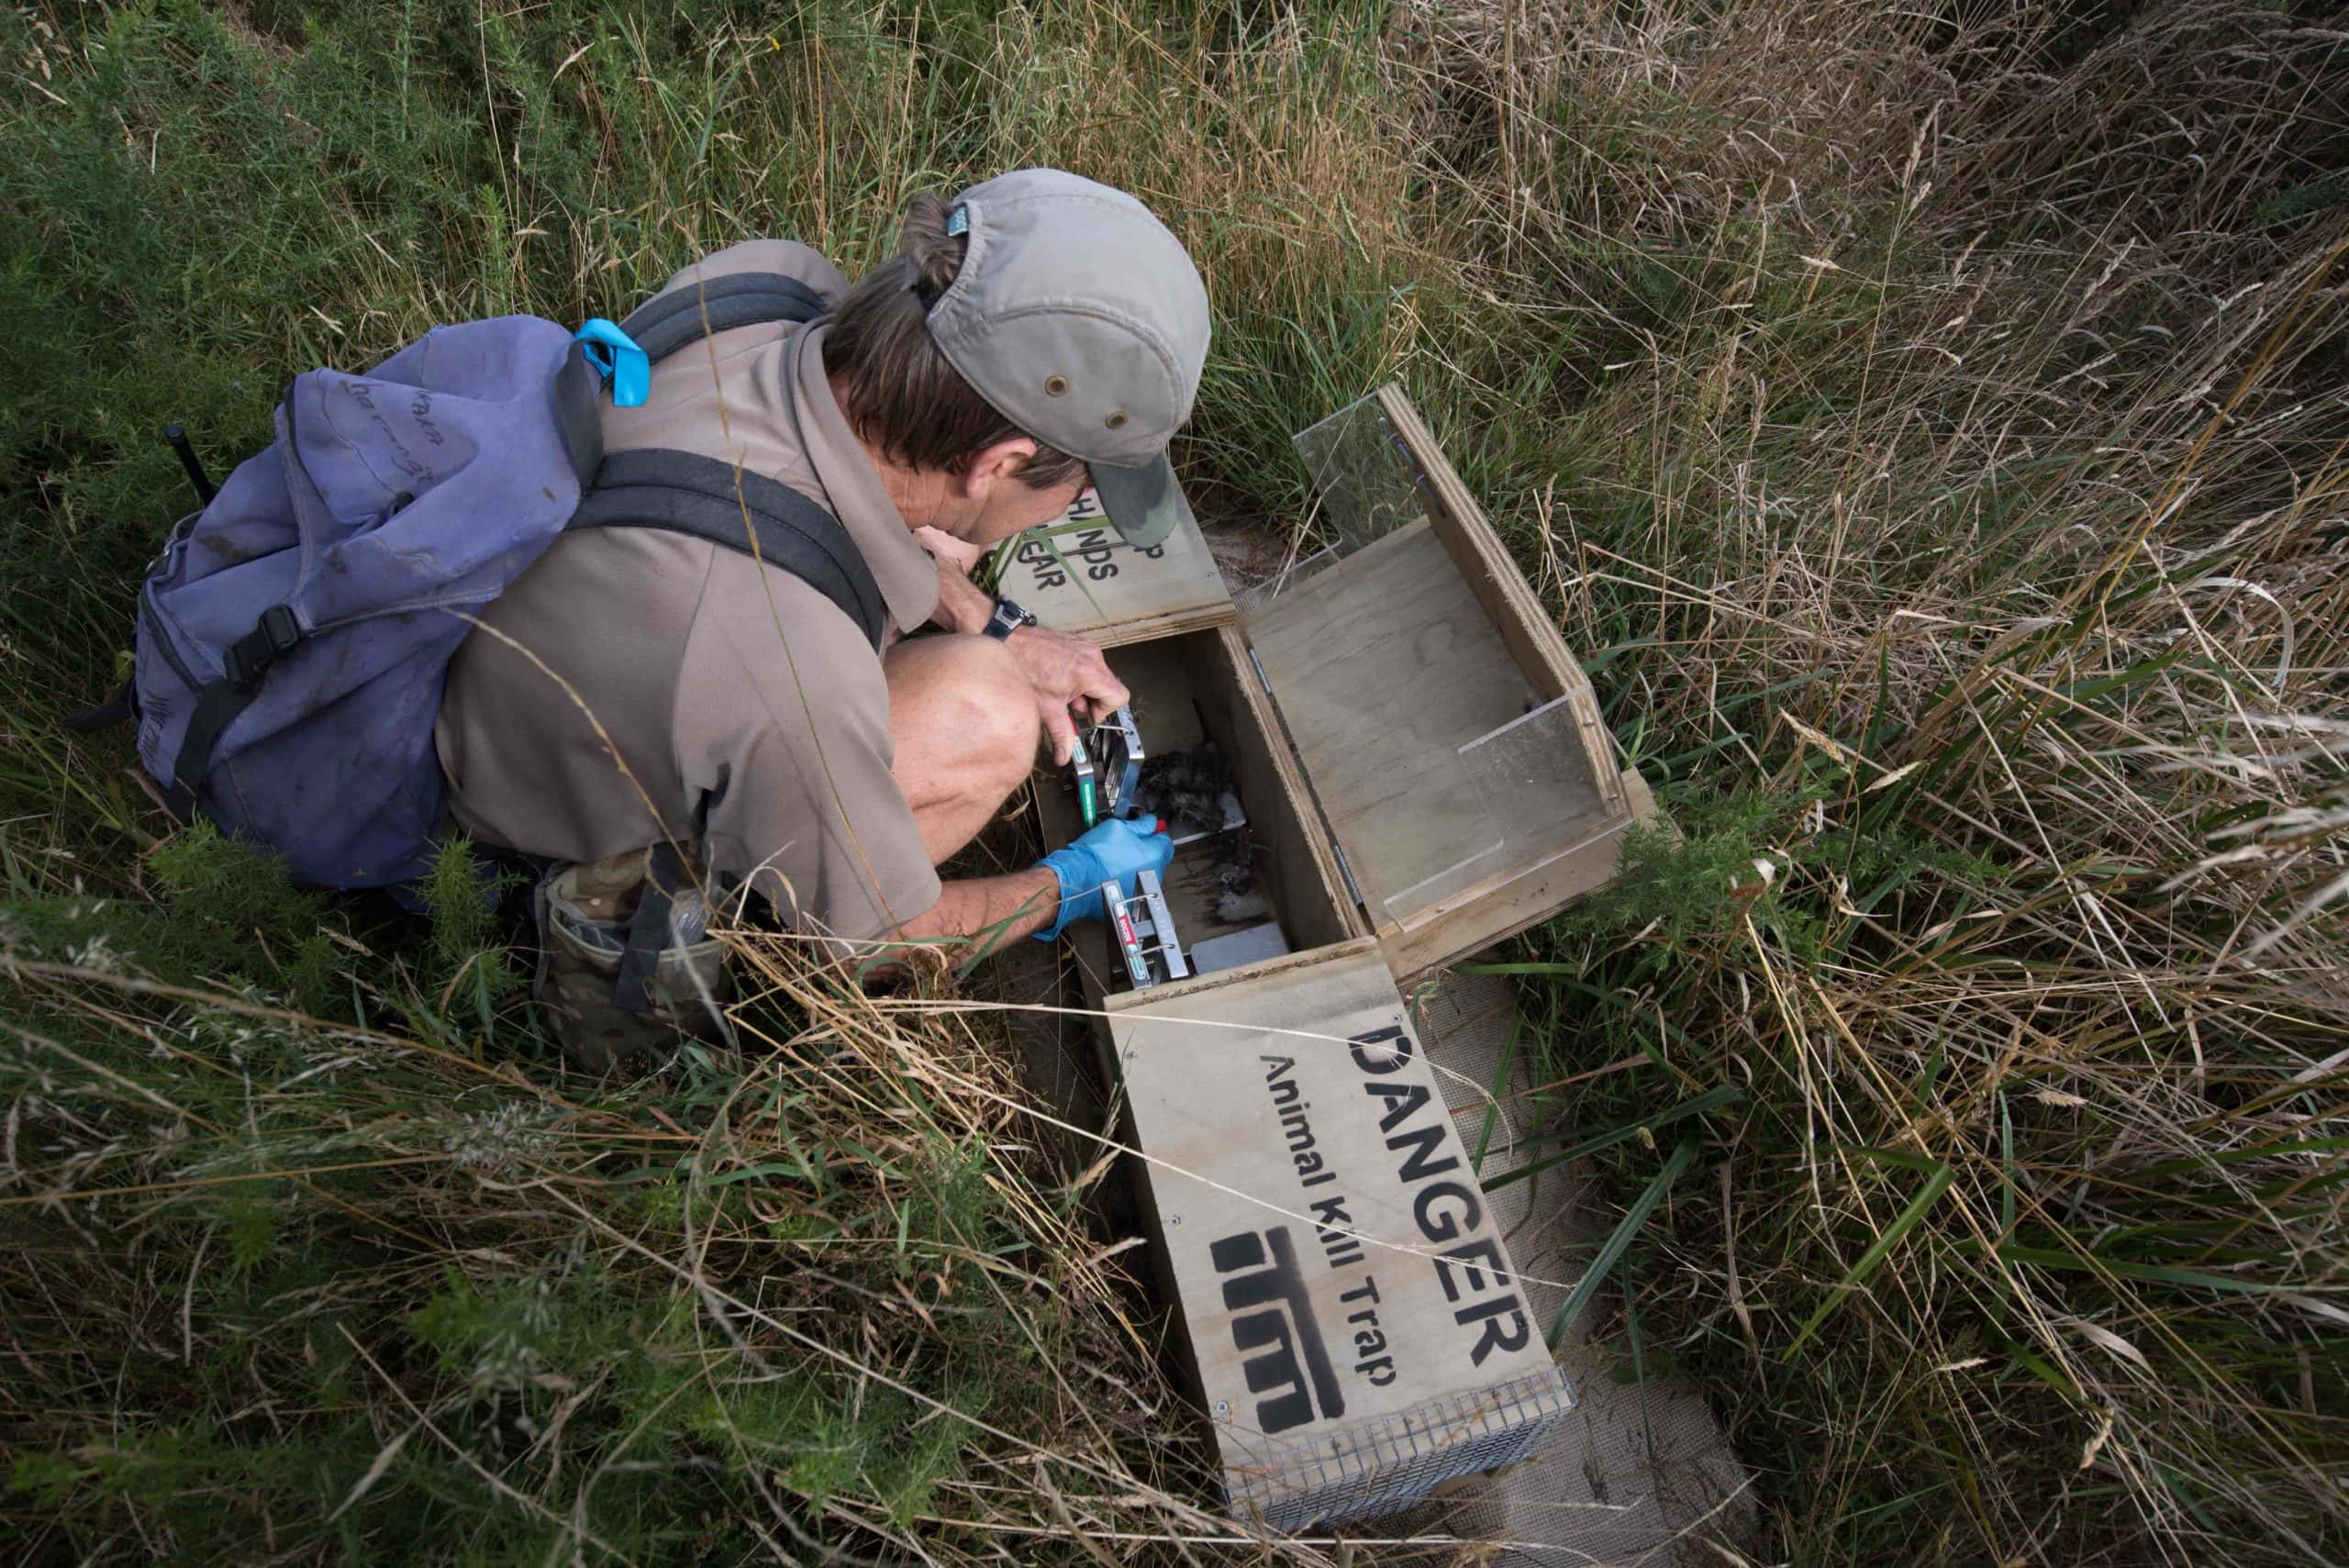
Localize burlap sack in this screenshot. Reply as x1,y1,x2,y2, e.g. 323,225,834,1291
530,849,734,1072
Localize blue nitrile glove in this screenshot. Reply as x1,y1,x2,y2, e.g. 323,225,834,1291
1036,815,1173,940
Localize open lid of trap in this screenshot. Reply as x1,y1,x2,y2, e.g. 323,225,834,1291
988,483,1234,647
1238,386,1648,981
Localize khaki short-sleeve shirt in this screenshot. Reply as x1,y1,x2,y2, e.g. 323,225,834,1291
434,239,944,940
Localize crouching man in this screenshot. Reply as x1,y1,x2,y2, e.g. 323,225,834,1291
432,169,1206,1065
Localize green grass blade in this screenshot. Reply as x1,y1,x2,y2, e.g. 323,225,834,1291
1787,1162,1956,1354
1991,1241,2306,1296
1545,1138,1699,1351
1486,1085,1742,1194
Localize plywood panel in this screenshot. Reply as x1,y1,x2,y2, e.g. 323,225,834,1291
1199,626,1358,956
996,488,1234,648
1107,941,1574,1528
1375,388,1627,821
1243,521,1602,928
1093,635,1209,754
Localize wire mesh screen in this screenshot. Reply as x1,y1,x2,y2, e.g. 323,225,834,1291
1226,1366,1575,1534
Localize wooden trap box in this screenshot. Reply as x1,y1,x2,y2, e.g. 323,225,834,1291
1012,387,1657,1530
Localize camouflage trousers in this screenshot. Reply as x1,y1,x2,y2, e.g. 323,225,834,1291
530,847,735,1072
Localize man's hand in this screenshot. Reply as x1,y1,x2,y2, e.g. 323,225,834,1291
882,815,1170,972
1036,814,1174,939
1008,625,1130,764
918,528,1129,762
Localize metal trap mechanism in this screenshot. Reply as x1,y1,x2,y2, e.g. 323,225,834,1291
1085,704,1145,820
1104,868,1188,988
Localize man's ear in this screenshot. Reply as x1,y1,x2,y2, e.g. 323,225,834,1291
958,437,1039,499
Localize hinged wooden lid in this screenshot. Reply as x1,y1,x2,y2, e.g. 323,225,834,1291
988,487,1233,647
1103,938,1575,1521
1240,386,1646,980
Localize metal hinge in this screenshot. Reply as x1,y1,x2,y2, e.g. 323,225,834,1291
1331,842,1366,913
1247,643,1272,694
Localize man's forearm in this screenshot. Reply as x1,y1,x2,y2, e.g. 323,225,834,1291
896,867,1062,965
930,551,996,635
859,817,1164,980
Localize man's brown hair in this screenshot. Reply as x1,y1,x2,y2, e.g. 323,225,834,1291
823,194,1087,490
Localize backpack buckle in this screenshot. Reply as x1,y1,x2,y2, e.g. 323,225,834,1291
224,603,304,687
573,319,650,408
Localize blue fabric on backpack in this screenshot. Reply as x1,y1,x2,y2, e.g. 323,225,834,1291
573,317,650,407
132,317,594,890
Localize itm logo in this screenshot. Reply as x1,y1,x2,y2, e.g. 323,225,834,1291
1208,1227,1346,1433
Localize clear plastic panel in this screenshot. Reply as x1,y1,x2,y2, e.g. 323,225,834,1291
1290,392,1428,566
1230,541,1339,615
1372,699,1608,921
1330,734,1508,919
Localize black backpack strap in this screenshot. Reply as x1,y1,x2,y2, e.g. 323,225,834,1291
612,840,689,1016
617,271,829,366
567,450,886,650
161,602,306,818
65,680,137,734
551,340,606,481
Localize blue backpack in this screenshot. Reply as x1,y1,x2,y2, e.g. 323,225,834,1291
78,272,885,894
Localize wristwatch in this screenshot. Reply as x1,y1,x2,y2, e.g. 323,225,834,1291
983,595,1038,640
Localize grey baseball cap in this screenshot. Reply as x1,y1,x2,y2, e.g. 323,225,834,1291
924,169,1209,549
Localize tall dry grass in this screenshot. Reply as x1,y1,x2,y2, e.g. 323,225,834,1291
1427,3,2349,1562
